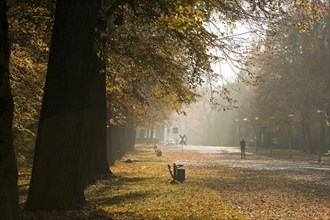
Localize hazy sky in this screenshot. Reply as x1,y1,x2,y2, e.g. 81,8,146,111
207,21,254,83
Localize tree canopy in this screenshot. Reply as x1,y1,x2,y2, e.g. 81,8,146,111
1,0,329,217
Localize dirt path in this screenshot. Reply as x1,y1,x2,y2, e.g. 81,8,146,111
164,145,330,186
162,145,330,219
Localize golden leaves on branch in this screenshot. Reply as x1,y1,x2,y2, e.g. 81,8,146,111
158,2,207,33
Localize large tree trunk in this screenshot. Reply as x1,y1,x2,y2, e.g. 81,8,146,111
301,117,311,154
126,122,136,152
90,53,109,177
25,0,102,211
0,1,19,218
110,124,119,161
129,124,136,151
79,50,109,187
106,109,115,165
124,123,136,152
90,17,112,177
117,125,126,158
107,124,115,165
302,116,315,158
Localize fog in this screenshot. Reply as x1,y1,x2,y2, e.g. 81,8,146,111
137,13,330,156
167,85,247,147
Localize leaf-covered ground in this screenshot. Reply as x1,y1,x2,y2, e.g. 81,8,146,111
164,145,330,220
19,145,330,219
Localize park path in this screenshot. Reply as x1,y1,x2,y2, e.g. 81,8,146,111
163,145,330,186
162,144,330,219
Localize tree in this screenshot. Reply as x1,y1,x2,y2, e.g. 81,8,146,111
25,0,104,210
18,0,328,212
8,2,54,164
249,12,329,154
0,0,19,219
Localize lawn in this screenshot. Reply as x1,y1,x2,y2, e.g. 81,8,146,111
19,146,242,219
85,147,243,220
19,145,330,219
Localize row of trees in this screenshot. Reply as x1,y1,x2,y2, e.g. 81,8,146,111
0,0,327,219
176,8,329,151
238,11,329,156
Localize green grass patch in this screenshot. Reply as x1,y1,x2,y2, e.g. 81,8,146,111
86,147,243,220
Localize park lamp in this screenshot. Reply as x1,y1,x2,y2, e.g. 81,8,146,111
317,110,323,114
288,114,294,118
255,117,259,121
243,118,248,121
316,110,324,162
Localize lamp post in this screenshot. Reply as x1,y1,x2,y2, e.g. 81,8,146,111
317,110,324,163
326,108,330,152
270,116,275,156
234,119,239,146
255,117,259,153
243,118,248,138
288,114,294,158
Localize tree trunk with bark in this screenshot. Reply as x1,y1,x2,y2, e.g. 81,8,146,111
111,124,120,160
117,124,126,158
129,125,136,151
107,124,115,165
90,53,109,177
0,1,19,218
125,122,136,151
301,117,313,156
25,0,103,211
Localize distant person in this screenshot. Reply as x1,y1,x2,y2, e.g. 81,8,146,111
240,138,246,159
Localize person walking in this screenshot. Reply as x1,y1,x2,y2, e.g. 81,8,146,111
240,138,246,159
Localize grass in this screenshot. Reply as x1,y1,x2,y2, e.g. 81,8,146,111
86,147,243,219
19,146,243,219
19,145,329,219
